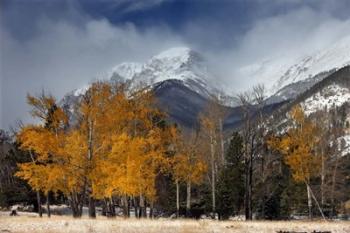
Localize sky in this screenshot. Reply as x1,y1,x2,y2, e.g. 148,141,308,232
1,0,350,130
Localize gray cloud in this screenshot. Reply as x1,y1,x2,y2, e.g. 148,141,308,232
204,6,350,94
1,11,185,129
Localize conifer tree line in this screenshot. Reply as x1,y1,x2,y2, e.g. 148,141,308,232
1,81,349,219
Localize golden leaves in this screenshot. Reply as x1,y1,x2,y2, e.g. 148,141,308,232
268,105,321,183
17,126,59,161
170,127,207,186
17,81,193,204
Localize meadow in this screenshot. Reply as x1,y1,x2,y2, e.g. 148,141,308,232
0,215,349,233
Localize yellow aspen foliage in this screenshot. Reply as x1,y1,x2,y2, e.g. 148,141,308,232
26,94,56,120
16,94,69,196
268,105,321,183
17,81,172,209
95,128,167,202
77,82,168,203
170,127,207,186
17,126,59,161
27,94,68,129
59,130,88,195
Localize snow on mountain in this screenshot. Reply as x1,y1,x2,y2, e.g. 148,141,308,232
73,84,90,97
295,72,350,156
110,62,143,81
274,35,350,93
61,47,228,125
266,70,334,104
65,35,350,116
241,35,350,100
301,83,350,115
64,47,222,110
268,65,350,157
108,47,218,98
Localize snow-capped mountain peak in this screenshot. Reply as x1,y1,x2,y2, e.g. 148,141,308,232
108,47,217,97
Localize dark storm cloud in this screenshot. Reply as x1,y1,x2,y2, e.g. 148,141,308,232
0,0,185,129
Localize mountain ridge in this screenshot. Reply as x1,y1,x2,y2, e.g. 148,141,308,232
61,41,350,131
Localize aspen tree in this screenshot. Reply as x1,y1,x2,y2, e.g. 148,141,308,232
268,105,324,219
199,110,220,217
90,85,168,218
16,93,68,218
171,128,207,217
17,82,171,219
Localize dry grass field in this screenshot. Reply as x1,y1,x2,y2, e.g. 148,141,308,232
0,215,349,233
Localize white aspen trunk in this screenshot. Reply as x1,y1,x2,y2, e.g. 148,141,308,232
139,194,146,218
219,118,225,165
87,118,96,218
210,134,216,216
307,184,312,219
186,180,191,217
248,148,253,220
88,119,93,161
176,179,180,218
331,151,339,217
308,184,326,220
321,151,325,207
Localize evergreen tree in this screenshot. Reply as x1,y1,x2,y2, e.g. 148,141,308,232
0,137,36,209
216,132,245,219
